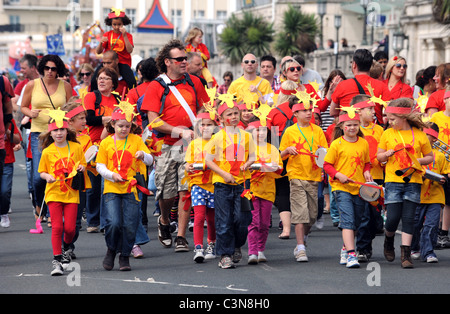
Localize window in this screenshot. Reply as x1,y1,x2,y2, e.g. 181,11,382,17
125,9,136,33
217,10,227,20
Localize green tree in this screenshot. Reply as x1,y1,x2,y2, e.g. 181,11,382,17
433,0,450,23
219,11,274,64
274,5,319,57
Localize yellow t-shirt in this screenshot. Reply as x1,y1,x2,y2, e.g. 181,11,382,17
185,137,214,193
421,149,449,204
96,133,150,195
30,79,67,133
250,142,283,202
205,127,256,185
378,127,432,184
324,136,370,195
38,141,87,204
227,76,273,104
360,123,384,180
430,111,450,145
279,123,328,182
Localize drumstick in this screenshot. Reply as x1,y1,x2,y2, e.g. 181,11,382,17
348,179,383,190
295,150,319,158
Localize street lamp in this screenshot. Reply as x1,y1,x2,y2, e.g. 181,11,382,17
360,0,369,46
334,15,341,69
317,0,327,50
392,31,407,55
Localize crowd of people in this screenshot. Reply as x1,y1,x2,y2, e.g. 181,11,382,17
1,8,450,276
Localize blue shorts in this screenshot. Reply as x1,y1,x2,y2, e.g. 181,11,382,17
191,185,215,208
333,191,366,230
384,182,421,204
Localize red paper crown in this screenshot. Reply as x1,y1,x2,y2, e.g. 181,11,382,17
424,128,439,139
292,102,311,112
353,100,375,110
385,106,412,115
217,101,237,116
108,8,125,19
66,105,86,119
48,120,69,132
339,112,360,123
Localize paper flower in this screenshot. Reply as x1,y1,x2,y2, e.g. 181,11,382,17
47,108,69,128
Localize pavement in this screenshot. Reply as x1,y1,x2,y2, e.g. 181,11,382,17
2,151,450,300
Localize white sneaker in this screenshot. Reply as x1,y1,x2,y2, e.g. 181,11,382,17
193,245,205,263
248,254,258,265
258,251,267,263
346,255,360,268
204,242,216,260
315,217,324,229
426,256,438,263
340,248,348,265
294,248,308,262
51,260,64,276
411,251,420,260
0,214,10,228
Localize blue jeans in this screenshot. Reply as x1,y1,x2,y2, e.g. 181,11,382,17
412,203,441,260
1,163,13,215
103,193,140,256
134,192,150,246
384,182,421,204
333,191,366,230
30,132,47,208
214,183,252,256
329,182,339,223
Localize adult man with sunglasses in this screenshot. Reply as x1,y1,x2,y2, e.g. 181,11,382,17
141,39,209,252
227,53,273,105
329,49,391,126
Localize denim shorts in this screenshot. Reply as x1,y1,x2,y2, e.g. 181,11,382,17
191,185,214,208
333,191,366,230
384,182,421,205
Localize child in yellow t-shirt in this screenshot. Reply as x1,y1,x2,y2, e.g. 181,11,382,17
353,95,385,260
96,106,153,271
38,114,87,276
430,90,450,248
62,100,93,257
412,123,449,263
185,112,218,263
246,120,283,264
323,110,372,268
279,95,328,263
205,102,256,269
377,98,433,268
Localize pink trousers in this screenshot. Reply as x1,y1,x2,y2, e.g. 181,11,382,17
247,197,273,255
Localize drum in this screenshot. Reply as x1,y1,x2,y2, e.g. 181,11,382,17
192,163,206,171
423,169,447,182
249,162,279,172
359,182,382,202
84,145,99,163
314,147,327,168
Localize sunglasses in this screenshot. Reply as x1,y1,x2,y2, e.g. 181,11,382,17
169,56,188,62
81,72,91,77
44,66,58,72
243,60,256,64
394,63,407,69
288,66,301,72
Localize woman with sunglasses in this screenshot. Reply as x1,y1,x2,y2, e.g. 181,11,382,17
384,56,413,100
74,63,94,95
280,58,340,113
20,54,73,224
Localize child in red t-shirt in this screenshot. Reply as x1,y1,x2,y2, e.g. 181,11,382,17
185,27,214,87
96,8,136,90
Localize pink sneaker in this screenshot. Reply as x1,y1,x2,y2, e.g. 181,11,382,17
131,245,143,258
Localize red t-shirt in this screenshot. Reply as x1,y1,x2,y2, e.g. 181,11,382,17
141,74,209,145
0,76,14,150
332,74,391,124
127,81,150,105
84,91,119,144
14,78,29,96
383,79,413,100
4,120,22,164
425,89,446,112
101,30,134,67
267,101,298,137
